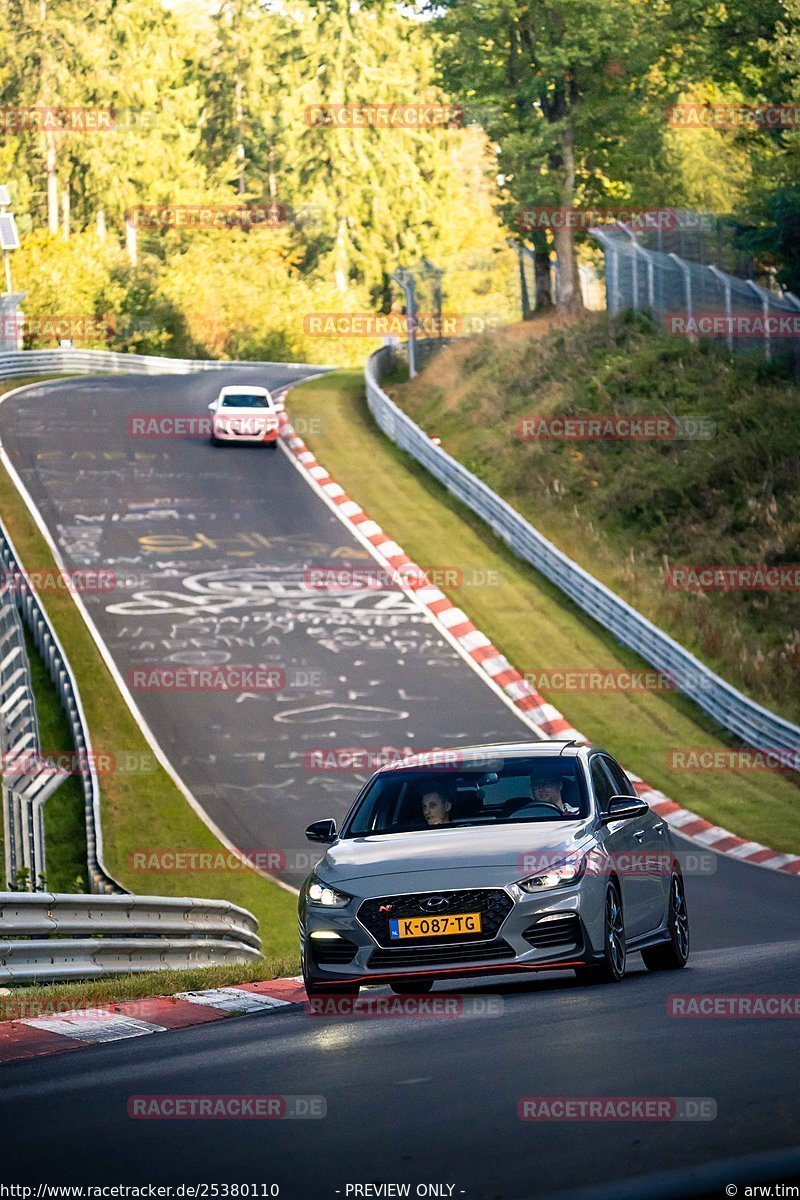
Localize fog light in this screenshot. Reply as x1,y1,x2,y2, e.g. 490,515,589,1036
309,930,341,939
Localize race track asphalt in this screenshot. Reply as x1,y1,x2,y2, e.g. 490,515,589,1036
0,370,528,886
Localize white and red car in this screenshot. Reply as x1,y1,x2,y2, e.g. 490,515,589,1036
207,384,283,446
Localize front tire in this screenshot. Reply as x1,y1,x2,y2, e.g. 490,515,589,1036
642,870,689,971
574,881,627,985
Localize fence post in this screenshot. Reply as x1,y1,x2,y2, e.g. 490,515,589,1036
392,267,417,379
708,265,733,352
669,253,693,327
747,279,771,363
421,259,444,336
621,227,639,311
607,240,620,315
783,292,800,375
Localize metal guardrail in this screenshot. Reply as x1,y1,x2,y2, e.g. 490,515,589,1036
364,345,800,758
0,347,328,379
0,515,121,894
0,348,300,974
0,580,68,888
0,892,261,982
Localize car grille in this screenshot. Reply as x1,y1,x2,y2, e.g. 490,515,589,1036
522,914,582,951
358,889,513,948
368,939,516,970
309,937,359,965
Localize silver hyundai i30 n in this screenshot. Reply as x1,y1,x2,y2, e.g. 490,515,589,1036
299,740,690,995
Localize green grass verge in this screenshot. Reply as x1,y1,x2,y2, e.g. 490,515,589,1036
0,377,300,962
0,956,300,1021
287,370,800,855
391,315,800,725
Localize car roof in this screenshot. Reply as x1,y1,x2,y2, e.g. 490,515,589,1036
218,384,272,396
375,740,599,773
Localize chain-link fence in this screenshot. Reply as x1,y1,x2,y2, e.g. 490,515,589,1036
388,247,603,378
630,210,758,277
591,219,800,373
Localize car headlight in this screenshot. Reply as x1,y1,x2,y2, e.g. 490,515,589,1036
516,855,586,892
305,875,352,908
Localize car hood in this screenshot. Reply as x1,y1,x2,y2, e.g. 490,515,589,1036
318,821,595,892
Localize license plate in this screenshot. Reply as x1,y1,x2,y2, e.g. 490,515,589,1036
389,912,482,940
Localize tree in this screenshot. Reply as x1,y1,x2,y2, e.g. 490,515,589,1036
0,0,209,237
434,0,679,312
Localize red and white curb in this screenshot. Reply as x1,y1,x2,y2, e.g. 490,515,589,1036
0,978,307,1065
277,405,800,879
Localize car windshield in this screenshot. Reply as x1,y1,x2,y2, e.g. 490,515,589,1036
342,757,589,836
220,394,271,408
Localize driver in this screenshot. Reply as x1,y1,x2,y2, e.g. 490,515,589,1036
421,789,453,826
532,774,581,817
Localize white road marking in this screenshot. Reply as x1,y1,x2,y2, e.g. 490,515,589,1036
21,1012,166,1042
175,987,291,1012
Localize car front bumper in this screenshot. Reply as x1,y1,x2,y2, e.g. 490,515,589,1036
212,422,279,443
300,880,607,985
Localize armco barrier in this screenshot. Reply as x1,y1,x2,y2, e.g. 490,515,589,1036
0,580,69,889
0,347,327,379
0,892,261,982
0,514,120,894
364,345,800,758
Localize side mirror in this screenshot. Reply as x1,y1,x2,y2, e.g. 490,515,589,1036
305,819,337,844
601,796,650,824
207,401,217,411
273,398,285,412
